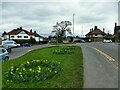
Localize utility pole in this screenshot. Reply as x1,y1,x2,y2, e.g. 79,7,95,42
73,13,75,37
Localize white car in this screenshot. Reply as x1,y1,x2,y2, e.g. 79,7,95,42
103,39,112,43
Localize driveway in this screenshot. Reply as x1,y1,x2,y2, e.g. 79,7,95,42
9,44,50,60
76,43,118,88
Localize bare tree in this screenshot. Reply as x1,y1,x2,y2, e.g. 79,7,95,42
52,21,72,43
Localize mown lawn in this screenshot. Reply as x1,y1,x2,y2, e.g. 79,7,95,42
2,45,83,88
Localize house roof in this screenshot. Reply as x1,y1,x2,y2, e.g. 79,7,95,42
86,27,106,36
5,27,42,37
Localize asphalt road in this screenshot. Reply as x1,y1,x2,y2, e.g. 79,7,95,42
76,43,118,88
9,44,50,60
85,42,119,62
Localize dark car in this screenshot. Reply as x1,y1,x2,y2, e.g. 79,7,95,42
21,43,32,47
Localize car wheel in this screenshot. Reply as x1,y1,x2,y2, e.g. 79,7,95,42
4,57,9,61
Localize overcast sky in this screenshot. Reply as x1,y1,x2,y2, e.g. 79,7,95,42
0,0,119,37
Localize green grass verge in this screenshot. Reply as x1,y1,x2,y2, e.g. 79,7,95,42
2,46,83,88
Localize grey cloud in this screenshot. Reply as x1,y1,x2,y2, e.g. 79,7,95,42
1,1,118,36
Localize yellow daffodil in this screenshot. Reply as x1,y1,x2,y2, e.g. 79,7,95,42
11,66,13,69
29,68,32,71
20,75,23,77
38,67,41,70
33,60,35,62
23,68,25,71
21,64,23,66
16,68,19,71
36,60,39,62
19,72,22,75
27,61,30,64
11,68,14,71
37,70,41,73
10,72,13,74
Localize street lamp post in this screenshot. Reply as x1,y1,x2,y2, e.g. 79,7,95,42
73,13,75,37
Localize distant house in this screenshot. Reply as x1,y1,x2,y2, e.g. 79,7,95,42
114,22,120,42
86,26,106,42
2,27,43,42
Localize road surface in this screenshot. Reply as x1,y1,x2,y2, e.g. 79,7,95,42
9,44,50,60
76,43,118,88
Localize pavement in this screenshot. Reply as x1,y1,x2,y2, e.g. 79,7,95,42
76,43,118,88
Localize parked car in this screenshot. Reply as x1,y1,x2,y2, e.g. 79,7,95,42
21,43,32,47
103,39,112,43
0,48,9,62
2,40,20,48
80,39,86,43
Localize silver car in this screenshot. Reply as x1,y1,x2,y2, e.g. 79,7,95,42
0,48,9,62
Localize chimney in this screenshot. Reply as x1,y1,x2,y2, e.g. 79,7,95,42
94,26,97,30
34,31,36,34
103,28,105,32
115,22,117,27
91,28,93,31
90,29,92,32
20,27,22,30
30,29,32,32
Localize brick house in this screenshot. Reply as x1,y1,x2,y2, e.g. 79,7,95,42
86,26,106,42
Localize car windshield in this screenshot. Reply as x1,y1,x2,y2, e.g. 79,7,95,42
4,42,13,44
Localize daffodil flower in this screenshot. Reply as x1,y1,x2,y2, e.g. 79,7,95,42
11,68,14,71
23,68,25,71
36,60,39,62
29,68,32,71
20,75,23,77
38,67,41,70
11,66,13,69
27,61,30,64
10,72,13,74
37,70,41,73
16,68,19,71
19,72,22,75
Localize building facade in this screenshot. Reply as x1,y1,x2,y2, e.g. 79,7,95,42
114,22,120,42
86,26,106,42
2,27,43,42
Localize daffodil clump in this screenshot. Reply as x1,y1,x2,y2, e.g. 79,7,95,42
53,46,76,54
6,60,61,82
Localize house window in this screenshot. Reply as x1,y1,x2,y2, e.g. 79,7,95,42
24,36,28,38
95,34,97,36
11,36,14,38
17,36,22,38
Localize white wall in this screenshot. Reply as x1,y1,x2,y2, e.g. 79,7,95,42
10,33,31,40
93,34,104,37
